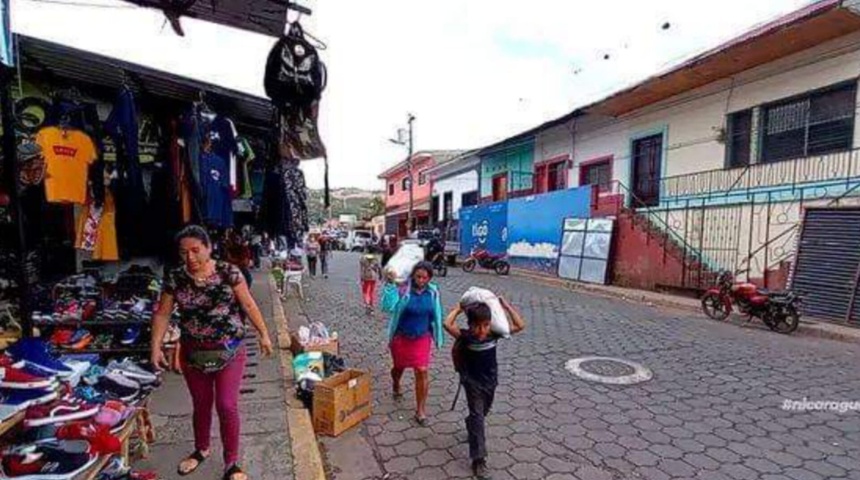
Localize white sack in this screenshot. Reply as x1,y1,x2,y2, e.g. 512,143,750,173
384,244,425,283
460,287,510,338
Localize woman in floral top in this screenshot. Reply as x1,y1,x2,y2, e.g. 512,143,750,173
151,225,273,480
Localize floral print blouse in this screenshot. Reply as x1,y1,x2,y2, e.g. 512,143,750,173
163,261,246,343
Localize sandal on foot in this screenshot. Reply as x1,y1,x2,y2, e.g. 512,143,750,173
393,390,404,401
414,415,428,427
223,464,247,480
177,450,208,476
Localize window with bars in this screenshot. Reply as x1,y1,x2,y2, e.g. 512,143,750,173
580,160,612,192
760,82,856,163
535,160,568,194
726,109,753,168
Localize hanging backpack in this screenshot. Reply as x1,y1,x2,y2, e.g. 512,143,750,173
264,22,327,109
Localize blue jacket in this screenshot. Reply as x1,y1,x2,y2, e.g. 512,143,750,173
382,282,445,349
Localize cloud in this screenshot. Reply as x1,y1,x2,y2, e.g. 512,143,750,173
508,241,558,259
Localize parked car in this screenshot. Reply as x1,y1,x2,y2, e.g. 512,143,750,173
345,230,374,251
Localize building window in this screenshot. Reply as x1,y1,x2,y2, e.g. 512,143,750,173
401,177,409,191
726,109,753,168
388,183,395,196
760,82,856,163
580,159,612,192
443,192,453,222
431,195,440,224
492,173,508,202
461,191,479,208
534,159,568,194
418,171,427,185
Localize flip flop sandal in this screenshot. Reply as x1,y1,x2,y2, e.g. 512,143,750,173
177,450,208,476
223,464,247,480
392,390,404,401
414,415,428,427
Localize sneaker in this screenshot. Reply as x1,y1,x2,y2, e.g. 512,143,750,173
119,327,140,346
0,389,59,422
82,365,107,386
24,398,100,427
106,359,158,385
56,421,121,455
95,375,139,403
0,356,26,370
50,328,75,347
73,386,106,404
0,444,97,479
0,367,55,390
8,339,73,376
472,459,492,480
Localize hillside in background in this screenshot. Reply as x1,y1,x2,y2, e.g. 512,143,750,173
308,188,384,224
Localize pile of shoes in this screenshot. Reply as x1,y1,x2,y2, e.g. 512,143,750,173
0,339,161,478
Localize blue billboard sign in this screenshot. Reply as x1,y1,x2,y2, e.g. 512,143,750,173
459,201,508,256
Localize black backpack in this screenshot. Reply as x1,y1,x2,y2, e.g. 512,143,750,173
264,22,327,109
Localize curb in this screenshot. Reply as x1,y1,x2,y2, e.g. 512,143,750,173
270,277,327,480
510,268,860,345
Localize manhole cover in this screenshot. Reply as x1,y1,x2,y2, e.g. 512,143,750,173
565,356,653,385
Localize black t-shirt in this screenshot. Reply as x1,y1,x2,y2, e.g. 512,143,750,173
458,329,500,386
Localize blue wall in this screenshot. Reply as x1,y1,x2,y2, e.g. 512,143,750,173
506,186,592,274
459,202,508,256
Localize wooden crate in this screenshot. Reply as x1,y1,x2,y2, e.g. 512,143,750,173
312,369,371,437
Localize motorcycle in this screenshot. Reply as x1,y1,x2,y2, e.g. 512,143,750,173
701,271,801,334
430,252,448,277
462,248,510,276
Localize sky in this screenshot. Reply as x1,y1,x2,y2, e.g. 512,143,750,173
12,0,813,190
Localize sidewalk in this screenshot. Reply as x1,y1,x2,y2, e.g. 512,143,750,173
136,271,294,479
512,268,860,344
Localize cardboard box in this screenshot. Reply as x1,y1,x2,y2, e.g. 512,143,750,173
289,332,339,356
313,369,372,437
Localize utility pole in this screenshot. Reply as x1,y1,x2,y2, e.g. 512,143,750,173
406,114,415,233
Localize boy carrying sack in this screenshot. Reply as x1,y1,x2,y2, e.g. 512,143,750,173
444,295,526,480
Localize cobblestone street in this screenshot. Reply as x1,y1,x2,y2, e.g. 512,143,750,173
298,252,860,480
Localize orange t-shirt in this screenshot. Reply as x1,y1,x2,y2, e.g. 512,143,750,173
37,126,98,204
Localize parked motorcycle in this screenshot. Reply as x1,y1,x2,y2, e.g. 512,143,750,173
462,248,510,275
701,271,801,334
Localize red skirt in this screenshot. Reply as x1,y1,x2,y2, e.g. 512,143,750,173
390,334,432,370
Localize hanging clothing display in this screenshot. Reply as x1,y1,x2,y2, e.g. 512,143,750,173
74,192,119,262
181,105,202,189
36,126,98,204
200,151,232,228
283,160,309,240
278,101,327,161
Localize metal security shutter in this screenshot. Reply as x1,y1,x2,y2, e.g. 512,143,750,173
790,208,860,324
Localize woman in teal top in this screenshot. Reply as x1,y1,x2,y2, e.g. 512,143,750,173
381,261,444,425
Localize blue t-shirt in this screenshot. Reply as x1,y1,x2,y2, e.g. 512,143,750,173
200,152,232,227
396,288,434,338
204,115,238,165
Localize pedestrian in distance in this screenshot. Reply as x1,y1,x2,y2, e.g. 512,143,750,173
319,235,331,278
306,234,320,277
359,253,382,314
444,297,526,480
150,225,275,480
381,261,445,426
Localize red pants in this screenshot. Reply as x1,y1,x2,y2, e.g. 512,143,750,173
361,280,377,307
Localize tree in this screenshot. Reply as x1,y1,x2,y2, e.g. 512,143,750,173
361,196,385,220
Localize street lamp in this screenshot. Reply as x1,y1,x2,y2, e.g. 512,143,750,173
389,114,416,233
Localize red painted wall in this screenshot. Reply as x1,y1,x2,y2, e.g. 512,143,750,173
611,212,688,291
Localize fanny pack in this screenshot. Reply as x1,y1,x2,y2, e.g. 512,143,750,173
184,338,243,373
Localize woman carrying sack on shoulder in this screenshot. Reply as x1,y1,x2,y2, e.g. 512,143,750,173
381,261,445,426
151,225,275,480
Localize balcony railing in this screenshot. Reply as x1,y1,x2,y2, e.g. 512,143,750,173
661,148,860,201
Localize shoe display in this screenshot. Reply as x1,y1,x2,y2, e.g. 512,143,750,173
106,360,157,385
0,367,55,390
24,398,100,428
0,389,59,422
0,444,97,479
8,339,73,376
56,421,121,454
66,332,94,351
119,327,140,346
94,376,139,403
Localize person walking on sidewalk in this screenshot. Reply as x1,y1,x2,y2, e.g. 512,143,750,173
444,297,526,480
306,234,320,277
359,253,382,313
319,235,331,278
381,261,444,426
150,225,275,480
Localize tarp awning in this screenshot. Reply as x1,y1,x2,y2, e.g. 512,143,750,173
121,0,289,38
